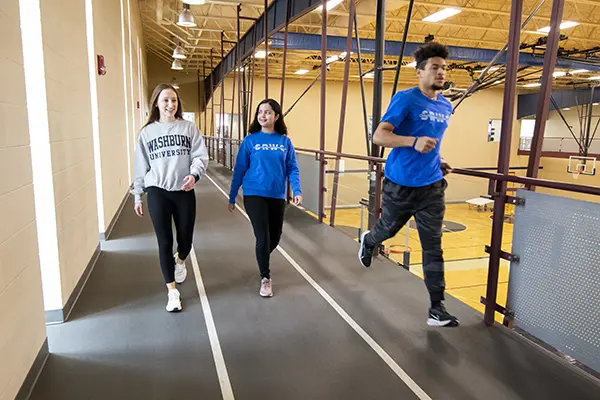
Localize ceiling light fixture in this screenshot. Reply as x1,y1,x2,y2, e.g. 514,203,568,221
537,21,579,33
423,8,461,23
177,4,196,27
316,0,344,12
295,69,309,75
172,45,186,59
171,59,184,70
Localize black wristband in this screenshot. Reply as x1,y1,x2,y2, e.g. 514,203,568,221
193,174,200,183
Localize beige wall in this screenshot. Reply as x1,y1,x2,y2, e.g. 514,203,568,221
121,0,148,178
0,0,147,395
521,107,600,153
0,1,47,399
520,108,600,203
208,76,525,204
93,0,134,232
42,0,100,304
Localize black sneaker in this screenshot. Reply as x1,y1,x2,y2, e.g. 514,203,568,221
358,230,374,268
427,303,459,327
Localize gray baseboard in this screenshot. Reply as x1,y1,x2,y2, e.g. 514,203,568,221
100,190,131,241
15,338,49,400
45,243,101,324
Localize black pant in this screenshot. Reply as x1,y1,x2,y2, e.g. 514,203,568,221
243,196,286,280
147,187,196,284
365,178,447,303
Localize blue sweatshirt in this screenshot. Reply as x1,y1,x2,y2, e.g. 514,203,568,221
229,131,302,204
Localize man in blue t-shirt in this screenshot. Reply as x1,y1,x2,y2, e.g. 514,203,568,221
358,42,458,327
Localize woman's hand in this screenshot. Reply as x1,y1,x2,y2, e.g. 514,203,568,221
182,175,196,191
134,202,143,217
294,195,303,206
228,203,236,212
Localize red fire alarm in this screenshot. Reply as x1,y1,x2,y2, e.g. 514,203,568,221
97,55,107,75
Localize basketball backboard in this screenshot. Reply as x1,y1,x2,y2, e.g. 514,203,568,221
567,156,597,179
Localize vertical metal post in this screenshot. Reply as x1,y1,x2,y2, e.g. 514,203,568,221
237,5,244,138
197,69,202,130
237,7,242,141
264,0,269,98
248,26,256,133
242,66,248,135
330,0,355,227
318,0,327,223
210,49,215,139
374,162,383,220
391,0,414,96
221,32,226,166
230,39,237,170
203,61,207,135
367,0,385,229
280,0,290,108
525,0,565,181
248,55,255,133
353,13,370,157
584,86,595,156
484,0,523,326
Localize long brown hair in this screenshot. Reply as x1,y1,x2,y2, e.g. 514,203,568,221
143,83,184,128
249,99,288,135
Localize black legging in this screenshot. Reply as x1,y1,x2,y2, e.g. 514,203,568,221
243,196,286,280
146,186,196,284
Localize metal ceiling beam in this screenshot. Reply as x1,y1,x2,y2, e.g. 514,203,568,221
188,0,600,26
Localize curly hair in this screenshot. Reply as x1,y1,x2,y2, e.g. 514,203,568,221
414,42,449,70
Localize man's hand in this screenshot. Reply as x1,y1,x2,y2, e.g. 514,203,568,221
414,136,438,153
293,195,303,206
441,159,452,176
182,175,196,191
134,202,143,217
228,203,236,212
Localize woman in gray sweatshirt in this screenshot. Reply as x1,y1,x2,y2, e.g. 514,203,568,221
131,83,208,312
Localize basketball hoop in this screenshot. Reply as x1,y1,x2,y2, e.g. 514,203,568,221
568,156,596,178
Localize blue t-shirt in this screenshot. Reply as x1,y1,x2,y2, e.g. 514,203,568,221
229,131,302,204
381,87,452,187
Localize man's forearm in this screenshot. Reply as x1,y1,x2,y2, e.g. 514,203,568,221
373,128,416,148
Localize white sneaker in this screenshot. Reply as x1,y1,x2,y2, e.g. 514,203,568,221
166,289,182,312
259,278,273,297
174,253,187,284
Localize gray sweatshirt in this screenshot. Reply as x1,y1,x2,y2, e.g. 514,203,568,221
132,119,209,203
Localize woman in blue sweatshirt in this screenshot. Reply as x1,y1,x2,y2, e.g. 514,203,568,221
228,99,302,297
